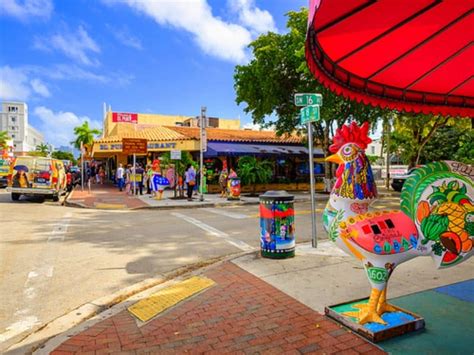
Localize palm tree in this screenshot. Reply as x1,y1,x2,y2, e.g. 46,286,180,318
0,130,10,149
72,121,101,150
35,143,50,157
237,156,273,196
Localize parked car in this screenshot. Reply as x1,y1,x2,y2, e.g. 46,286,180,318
7,156,67,201
391,166,423,192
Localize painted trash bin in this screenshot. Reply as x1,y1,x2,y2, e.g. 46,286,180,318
260,190,295,259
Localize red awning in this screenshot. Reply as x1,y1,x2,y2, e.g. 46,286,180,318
305,0,474,117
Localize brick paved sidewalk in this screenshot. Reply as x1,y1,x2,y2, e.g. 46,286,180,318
51,262,383,354
67,183,148,209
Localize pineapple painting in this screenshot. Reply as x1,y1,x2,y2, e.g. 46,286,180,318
416,179,474,264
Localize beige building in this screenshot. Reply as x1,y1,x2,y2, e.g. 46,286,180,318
0,101,45,152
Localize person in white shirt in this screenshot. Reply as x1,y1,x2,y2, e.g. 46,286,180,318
116,164,124,191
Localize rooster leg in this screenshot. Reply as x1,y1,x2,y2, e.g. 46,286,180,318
351,288,387,325
377,285,398,315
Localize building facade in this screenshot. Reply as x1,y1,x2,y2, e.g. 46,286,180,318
0,101,45,152
91,110,325,191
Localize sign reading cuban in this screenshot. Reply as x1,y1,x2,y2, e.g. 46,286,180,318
112,112,138,123
122,138,148,154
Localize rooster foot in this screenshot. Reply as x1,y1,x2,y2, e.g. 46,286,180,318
342,311,360,319
358,308,387,325
377,302,398,315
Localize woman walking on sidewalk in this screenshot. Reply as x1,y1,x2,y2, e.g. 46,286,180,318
185,164,196,201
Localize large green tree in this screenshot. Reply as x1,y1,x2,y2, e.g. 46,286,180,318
72,121,101,150
234,8,386,178
388,114,471,167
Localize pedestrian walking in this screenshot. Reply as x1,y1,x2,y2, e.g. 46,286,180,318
125,165,132,195
116,164,124,191
135,164,144,195
185,164,196,201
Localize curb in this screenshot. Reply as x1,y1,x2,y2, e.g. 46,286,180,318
7,252,249,355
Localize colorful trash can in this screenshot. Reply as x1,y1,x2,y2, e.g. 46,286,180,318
259,190,295,259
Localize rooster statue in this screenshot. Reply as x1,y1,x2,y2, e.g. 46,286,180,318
323,122,473,325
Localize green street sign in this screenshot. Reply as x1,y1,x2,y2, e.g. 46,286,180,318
300,105,320,124
294,93,322,107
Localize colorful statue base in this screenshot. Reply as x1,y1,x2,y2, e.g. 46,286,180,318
325,299,425,343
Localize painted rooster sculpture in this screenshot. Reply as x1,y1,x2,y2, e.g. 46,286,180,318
323,122,473,325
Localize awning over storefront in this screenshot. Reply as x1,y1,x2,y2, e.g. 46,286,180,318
306,0,474,117
204,142,323,157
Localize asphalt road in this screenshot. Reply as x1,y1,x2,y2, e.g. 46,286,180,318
0,188,401,349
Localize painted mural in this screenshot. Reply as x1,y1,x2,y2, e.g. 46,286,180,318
323,122,474,325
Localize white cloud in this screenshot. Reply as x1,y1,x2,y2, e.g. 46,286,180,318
34,26,101,66
34,106,102,147
0,0,53,21
0,66,50,100
30,78,51,97
229,0,277,34
108,25,143,50
103,0,261,63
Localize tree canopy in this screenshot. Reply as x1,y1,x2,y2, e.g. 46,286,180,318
35,143,50,157
52,151,77,165
72,121,101,150
234,8,387,177
0,131,11,149
390,116,473,166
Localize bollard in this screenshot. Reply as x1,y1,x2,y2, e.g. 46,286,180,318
259,190,295,259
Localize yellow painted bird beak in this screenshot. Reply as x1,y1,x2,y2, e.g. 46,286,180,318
325,153,343,165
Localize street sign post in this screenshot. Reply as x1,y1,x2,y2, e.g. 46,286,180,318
294,93,323,107
295,92,322,249
200,107,206,202
300,105,320,125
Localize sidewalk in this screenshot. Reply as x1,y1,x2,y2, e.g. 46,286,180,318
12,242,473,354
66,183,399,210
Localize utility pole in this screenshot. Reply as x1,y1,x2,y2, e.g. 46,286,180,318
307,122,317,248
199,107,206,202
295,93,322,249
385,117,391,189
80,141,84,191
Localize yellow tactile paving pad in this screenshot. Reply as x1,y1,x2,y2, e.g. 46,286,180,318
94,203,127,209
128,276,215,322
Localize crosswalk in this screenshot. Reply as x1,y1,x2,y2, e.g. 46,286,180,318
171,212,255,252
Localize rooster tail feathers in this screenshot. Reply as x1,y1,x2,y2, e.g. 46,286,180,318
401,161,474,269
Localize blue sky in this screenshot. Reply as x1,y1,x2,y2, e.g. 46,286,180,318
0,0,307,148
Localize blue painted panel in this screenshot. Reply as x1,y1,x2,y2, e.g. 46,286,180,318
435,279,474,303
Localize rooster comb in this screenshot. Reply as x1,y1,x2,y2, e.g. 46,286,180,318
329,121,372,153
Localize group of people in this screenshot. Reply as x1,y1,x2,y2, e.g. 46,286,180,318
115,163,149,196
87,163,106,184
113,160,239,202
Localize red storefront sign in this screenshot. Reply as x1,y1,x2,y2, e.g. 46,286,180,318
112,112,138,123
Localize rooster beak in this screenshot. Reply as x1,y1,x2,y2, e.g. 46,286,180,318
326,154,343,165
